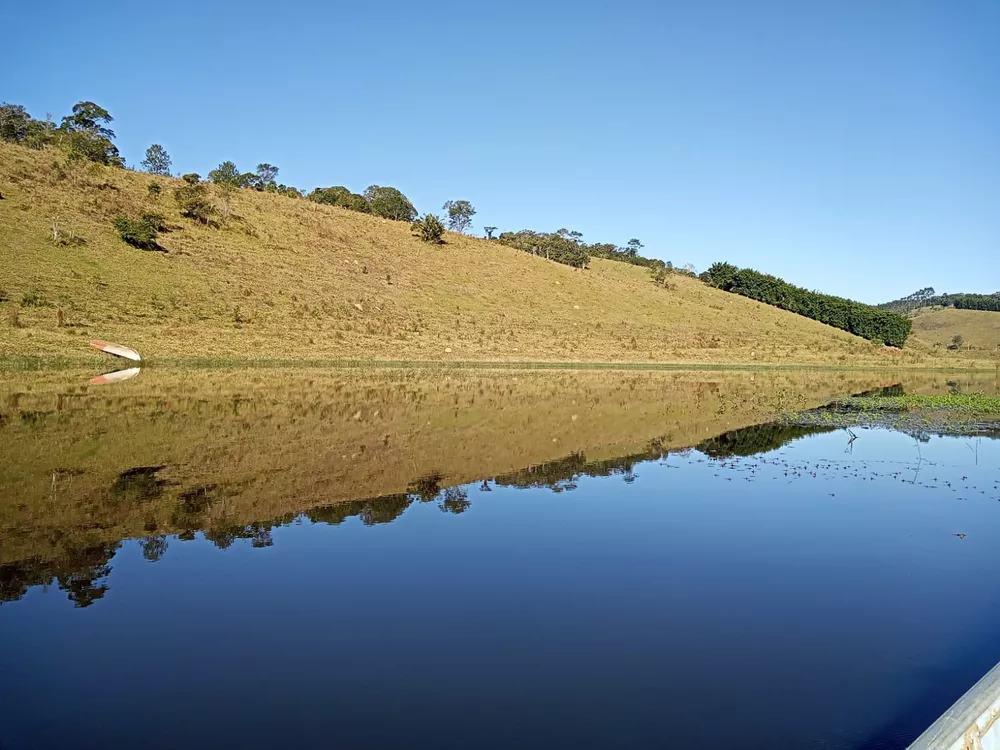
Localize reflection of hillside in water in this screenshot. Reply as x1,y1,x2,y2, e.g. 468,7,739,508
1,368,997,607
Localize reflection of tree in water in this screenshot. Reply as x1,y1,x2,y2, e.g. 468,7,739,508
696,423,838,459
307,494,413,527
170,484,284,548
4,453,636,606
493,438,670,491
408,473,444,502
111,465,168,503
4,420,853,608
203,522,280,549
440,487,470,514
171,484,221,535
495,453,587,491
1,543,119,607
140,536,168,562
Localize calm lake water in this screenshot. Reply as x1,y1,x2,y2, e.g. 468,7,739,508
1,368,999,749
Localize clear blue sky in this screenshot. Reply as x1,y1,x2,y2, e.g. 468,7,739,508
5,0,997,303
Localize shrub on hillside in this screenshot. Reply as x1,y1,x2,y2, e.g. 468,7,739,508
497,230,590,269
20,290,48,307
309,186,372,213
702,262,912,347
365,185,417,221
141,212,166,232
113,214,163,250
411,213,445,244
649,266,675,289
181,173,201,185
147,181,162,198
174,182,215,224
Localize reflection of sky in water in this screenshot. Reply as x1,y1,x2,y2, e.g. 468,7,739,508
1,429,999,750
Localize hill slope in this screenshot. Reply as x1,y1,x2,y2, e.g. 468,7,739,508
910,308,1000,353
0,143,953,365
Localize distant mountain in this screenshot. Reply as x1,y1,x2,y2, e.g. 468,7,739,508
878,288,1000,313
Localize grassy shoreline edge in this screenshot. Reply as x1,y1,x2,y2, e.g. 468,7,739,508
1,354,998,373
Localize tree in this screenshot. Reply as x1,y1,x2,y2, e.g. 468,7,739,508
253,163,279,190
365,185,417,221
60,101,115,139
310,186,346,204
878,287,939,313
484,226,498,239
649,263,675,288
140,144,172,175
208,160,242,185
411,213,445,243
949,334,965,350
64,130,124,166
23,115,57,150
908,287,936,301
496,229,590,268
0,102,31,143
703,262,739,289
700,261,912,347
174,182,215,224
442,199,476,233
309,186,371,212
59,101,122,166
626,238,644,257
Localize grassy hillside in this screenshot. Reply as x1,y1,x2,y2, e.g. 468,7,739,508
910,308,1000,353
0,142,982,366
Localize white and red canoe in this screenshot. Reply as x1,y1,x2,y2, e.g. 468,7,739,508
89,340,142,361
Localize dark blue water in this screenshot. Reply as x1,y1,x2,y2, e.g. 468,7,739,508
2,424,999,749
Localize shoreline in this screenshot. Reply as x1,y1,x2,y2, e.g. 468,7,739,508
1,354,997,372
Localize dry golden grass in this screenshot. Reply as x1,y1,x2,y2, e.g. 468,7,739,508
0,142,982,367
909,307,1000,355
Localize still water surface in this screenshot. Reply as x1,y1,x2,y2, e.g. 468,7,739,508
1,368,999,749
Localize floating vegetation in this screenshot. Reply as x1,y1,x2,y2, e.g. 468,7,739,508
784,393,1000,436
